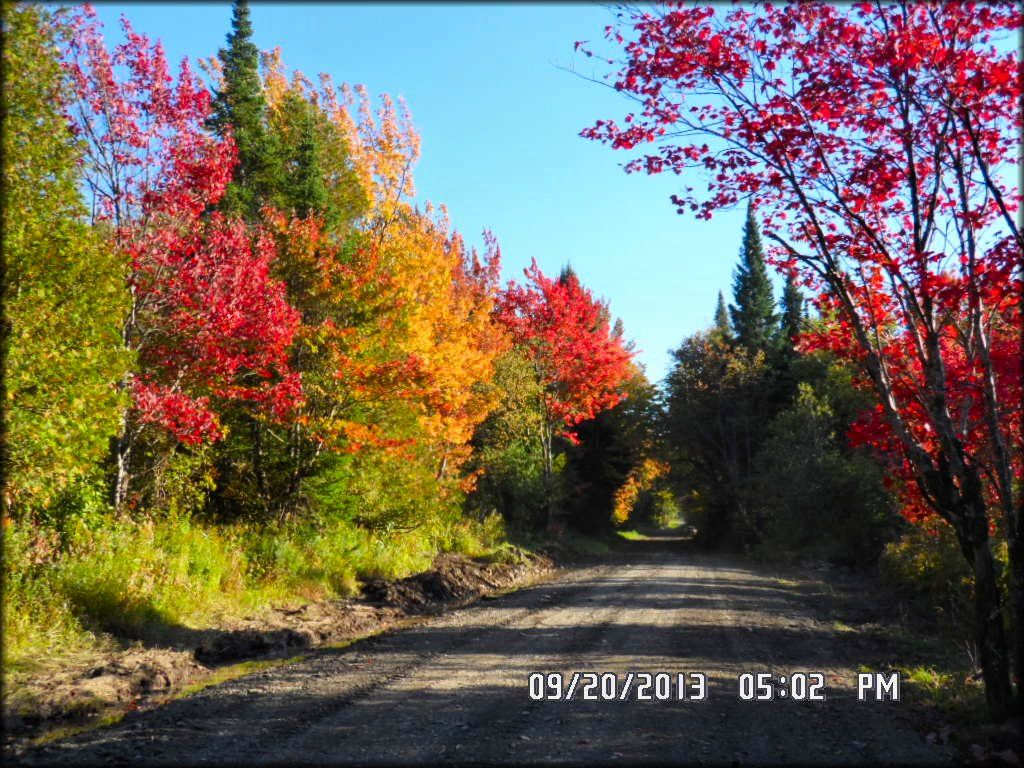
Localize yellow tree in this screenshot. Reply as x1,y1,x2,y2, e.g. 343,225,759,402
243,54,508,517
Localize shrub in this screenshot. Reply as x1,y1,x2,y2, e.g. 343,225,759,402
752,383,900,564
880,519,975,633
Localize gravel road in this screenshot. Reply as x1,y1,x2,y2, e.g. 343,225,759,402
18,543,952,766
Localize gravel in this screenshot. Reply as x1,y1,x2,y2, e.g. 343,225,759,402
14,547,952,766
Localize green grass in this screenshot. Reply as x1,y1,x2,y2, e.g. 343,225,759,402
30,709,128,747
3,509,507,675
20,655,307,748
564,534,612,556
617,529,652,541
896,665,987,724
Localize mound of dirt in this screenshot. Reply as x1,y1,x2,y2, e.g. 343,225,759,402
4,549,554,746
361,552,536,612
4,650,204,733
194,627,315,665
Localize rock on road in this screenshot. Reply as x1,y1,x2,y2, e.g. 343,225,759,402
19,544,951,766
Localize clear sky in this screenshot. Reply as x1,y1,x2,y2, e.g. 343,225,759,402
90,2,760,383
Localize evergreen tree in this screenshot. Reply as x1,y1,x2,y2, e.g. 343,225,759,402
728,203,776,352
771,271,806,411
275,90,329,220
778,272,804,347
209,0,279,219
713,291,731,337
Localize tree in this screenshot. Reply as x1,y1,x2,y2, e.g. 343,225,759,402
208,0,279,220
750,371,901,565
582,1,1022,719
209,49,373,519
130,215,301,445
664,330,770,547
209,53,509,521
497,261,635,530
713,291,731,338
566,367,661,534
729,204,777,352
778,272,805,348
63,5,301,509
312,71,509,497
260,50,368,230
1,3,130,514
466,348,548,531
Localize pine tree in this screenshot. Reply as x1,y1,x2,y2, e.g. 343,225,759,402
728,203,776,352
778,272,804,347
209,0,279,219
713,291,731,337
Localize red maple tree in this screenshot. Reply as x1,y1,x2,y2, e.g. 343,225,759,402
63,5,301,505
581,0,1022,718
498,261,635,527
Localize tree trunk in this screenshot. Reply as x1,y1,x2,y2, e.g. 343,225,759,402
113,285,139,510
968,526,1012,722
952,473,1013,722
541,424,555,533
251,418,269,509
113,420,133,509
1007,531,1024,713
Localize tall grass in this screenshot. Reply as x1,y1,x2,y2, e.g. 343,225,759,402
3,505,506,673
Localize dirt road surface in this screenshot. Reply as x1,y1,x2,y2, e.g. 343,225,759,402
17,542,951,766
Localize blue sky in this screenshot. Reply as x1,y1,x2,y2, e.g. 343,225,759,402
90,2,758,383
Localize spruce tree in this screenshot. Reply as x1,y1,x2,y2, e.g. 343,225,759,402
209,0,279,219
274,90,329,220
728,203,776,352
713,291,731,338
779,272,804,345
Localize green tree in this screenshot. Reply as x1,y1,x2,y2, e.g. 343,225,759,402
750,375,900,566
208,0,280,220
276,89,328,219
728,204,776,352
1,2,130,514
713,291,730,338
664,330,771,548
265,77,368,238
466,348,548,532
778,272,804,349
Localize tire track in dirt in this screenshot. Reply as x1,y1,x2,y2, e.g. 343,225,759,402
16,565,616,765
15,547,953,766
266,565,634,764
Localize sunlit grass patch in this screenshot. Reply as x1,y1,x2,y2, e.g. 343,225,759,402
617,529,648,541
30,709,127,748
897,665,987,723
